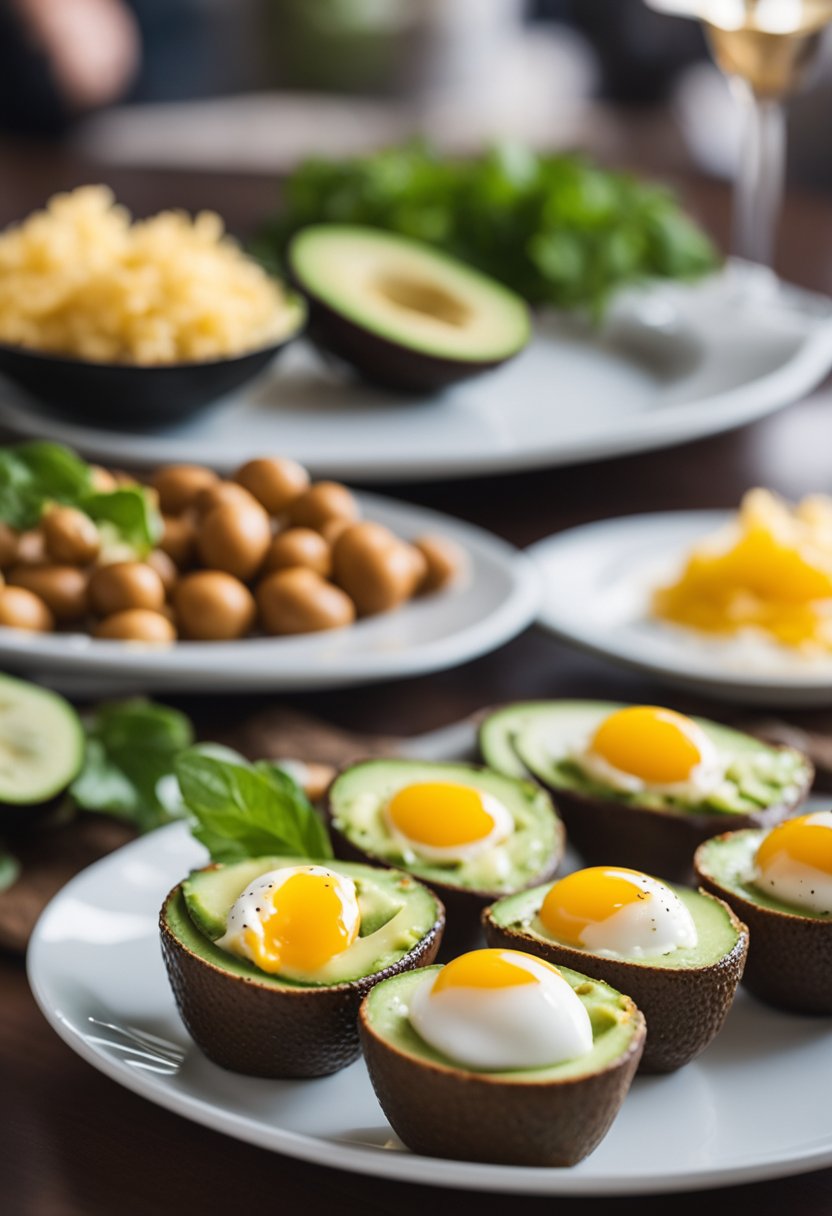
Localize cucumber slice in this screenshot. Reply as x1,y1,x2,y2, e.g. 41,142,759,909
0,675,84,806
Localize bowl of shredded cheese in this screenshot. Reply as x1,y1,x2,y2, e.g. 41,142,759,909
0,186,306,426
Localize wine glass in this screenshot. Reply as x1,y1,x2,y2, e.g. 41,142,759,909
645,0,832,271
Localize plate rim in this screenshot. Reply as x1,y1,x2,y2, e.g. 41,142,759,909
25,807,832,1197
528,508,832,703
3,269,832,481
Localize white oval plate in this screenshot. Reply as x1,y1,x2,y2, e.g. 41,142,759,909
2,267,832,480
529,510,832,707
0,492,538,693
28,789,832,1197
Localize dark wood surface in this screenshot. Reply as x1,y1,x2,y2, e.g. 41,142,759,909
2,136,832,1216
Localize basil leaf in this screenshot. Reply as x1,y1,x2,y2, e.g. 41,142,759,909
0,441,93,530
71,700,194,833
0,842,20,893
80,487,163,559
175,746,333,864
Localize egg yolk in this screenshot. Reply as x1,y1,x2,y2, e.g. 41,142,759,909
432,948,561,992
387,782,498,848
244,871,359,975
590,705,706,785
540,867,652,946
756,814,832,877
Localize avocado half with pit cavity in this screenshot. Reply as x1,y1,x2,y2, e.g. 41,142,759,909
160,854,445,1078
326,759,564,952
359,963,645,1167
479,701,813,883
0,673,84,829
695,830,832,1014
483,878,748,1073
287,225,532,393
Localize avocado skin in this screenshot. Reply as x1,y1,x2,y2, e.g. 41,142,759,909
695,834,832,1014
296,291,519,394
483,892,749,1074
325,797,563,957
159,885,445,1078
359,989,645,1167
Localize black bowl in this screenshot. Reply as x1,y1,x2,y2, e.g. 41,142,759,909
0,315,306,431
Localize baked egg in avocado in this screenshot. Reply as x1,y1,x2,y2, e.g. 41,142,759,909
484,865,748,1073
695,812,832,1014
479,700,813,881
359,949,645,1166
160,854,444,1077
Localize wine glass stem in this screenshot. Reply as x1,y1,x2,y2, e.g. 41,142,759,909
731,78,786,268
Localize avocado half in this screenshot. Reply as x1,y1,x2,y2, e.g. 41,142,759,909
695,830,832,1014
479,701,813,883
326,759,564,953
159,854,445,1078
359,964,645,1167
287,225,532,393
0,674,84,829
483,880,748,1073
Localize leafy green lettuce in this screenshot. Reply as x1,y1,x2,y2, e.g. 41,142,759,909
257,142,719,319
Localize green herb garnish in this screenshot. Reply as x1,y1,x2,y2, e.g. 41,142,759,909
257,142,719,319
0,842,20,893
71,699,194,833
175,745,333,863
0,441,161,557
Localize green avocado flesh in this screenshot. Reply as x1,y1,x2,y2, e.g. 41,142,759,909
480,701,809,818
177,856,440,987
364,964,638,1080
0,674,84,804
288,226,531,362
488,881,740,969
329,760,561,894
697,830,832,920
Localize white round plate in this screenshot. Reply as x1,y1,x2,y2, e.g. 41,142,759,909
0,492,538,693
2,267,832,480
28,811,832,1196
529,510,832,707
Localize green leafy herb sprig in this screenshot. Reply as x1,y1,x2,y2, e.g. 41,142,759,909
175,745,333,863
256,142,719,321
0,441,161,556
71,700,195,833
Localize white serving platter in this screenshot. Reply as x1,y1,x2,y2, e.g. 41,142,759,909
529,510,832,707
3,267,831,481
27,718,832,1197
0,492,538,693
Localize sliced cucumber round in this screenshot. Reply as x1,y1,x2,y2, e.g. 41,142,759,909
0,674,84,807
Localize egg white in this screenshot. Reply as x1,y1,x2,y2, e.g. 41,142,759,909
564,871,699,958
754,810,832,915
217,864,360,979
408,956,593,1070
384,788,514,863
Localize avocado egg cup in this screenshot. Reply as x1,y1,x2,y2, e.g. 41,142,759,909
359,948,645,1167
160,855,445,1077
483,865,748,1073
326,759,564,950
695,811,832,1014
480,701,813,882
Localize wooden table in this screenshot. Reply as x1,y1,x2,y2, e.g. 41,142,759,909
2,138,832,1216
